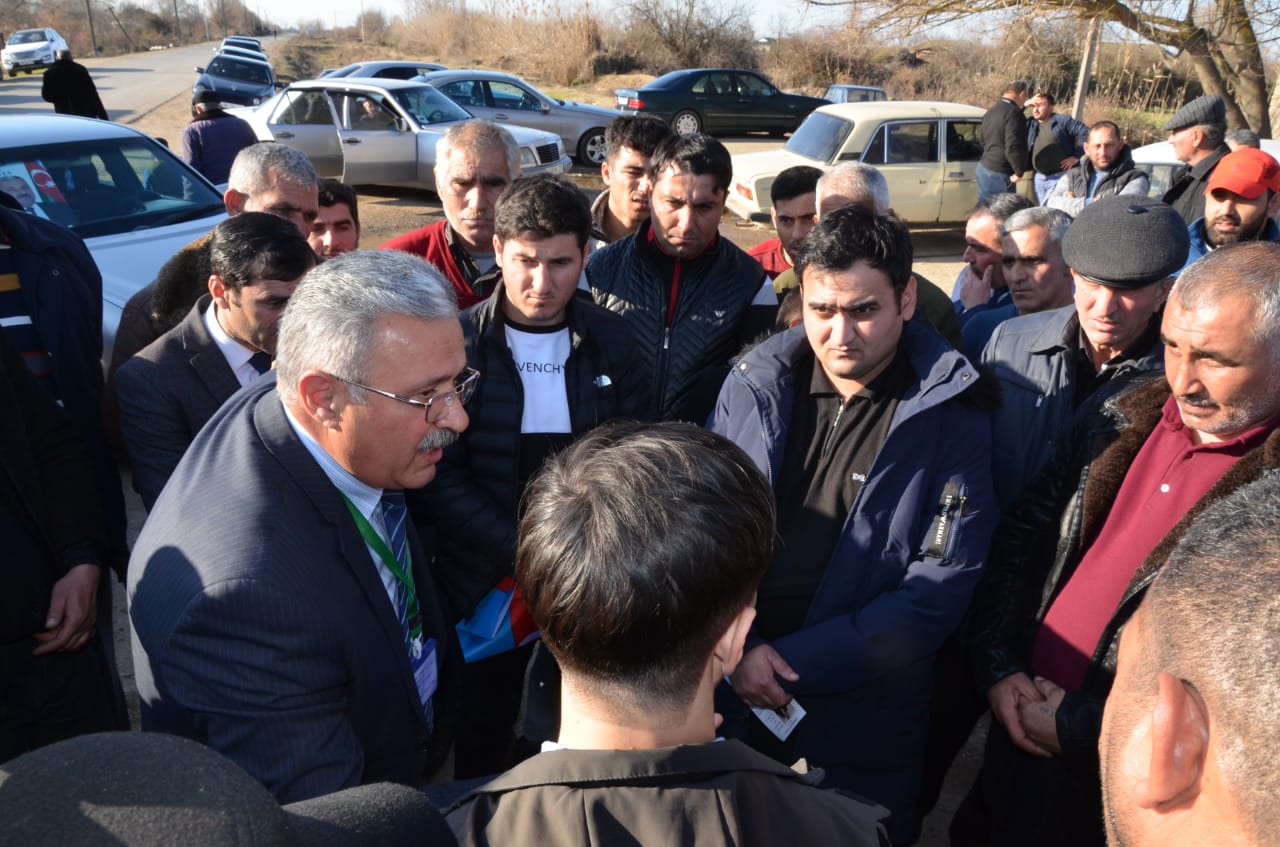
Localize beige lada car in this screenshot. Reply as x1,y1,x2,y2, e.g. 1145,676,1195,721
725,100,986,225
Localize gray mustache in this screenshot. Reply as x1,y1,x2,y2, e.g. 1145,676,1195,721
419,428,459,452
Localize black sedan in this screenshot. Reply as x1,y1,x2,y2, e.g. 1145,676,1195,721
615,69,828,136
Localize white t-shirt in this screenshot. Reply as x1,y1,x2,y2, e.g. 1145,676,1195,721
505,322,572,434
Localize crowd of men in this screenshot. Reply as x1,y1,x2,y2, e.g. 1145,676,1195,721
2,83,1279,847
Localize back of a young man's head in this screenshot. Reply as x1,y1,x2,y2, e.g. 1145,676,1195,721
517,421,775,715
647,133,733,195
494,174,592,250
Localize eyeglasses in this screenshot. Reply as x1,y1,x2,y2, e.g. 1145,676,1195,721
332,368,480,423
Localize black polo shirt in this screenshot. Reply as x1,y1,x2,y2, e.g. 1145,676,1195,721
755,342,915,641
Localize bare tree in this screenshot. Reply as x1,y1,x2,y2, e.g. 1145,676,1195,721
628,0,755,69
811,0,1275,135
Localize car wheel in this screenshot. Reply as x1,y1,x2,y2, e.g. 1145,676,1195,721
671,110,701,135
578,128,607,166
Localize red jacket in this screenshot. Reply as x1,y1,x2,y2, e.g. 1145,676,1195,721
380,221,487,310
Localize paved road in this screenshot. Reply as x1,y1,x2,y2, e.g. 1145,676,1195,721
0,37,284,122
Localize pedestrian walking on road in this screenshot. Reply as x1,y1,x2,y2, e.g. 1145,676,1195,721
41,49,108,120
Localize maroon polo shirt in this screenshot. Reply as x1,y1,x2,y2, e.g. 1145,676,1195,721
1031,396,1276,691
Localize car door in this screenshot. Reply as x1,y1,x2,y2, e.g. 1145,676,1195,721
333,90,418,185
483,79,563,138
688,72,736,131
941,119,983,220
731,72,788,132
861,119,944,222
265,89,344,177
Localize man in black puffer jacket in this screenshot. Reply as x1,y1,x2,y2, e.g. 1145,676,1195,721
1043,121,1148,216
417,175,652,780
585,133,777,423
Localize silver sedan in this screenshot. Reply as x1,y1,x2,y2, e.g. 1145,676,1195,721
231,78,571,193
419,69,620,165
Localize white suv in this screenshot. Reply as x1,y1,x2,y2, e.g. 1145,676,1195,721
2,28,69,78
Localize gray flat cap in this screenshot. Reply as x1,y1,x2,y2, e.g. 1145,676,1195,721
1163,94,1226,132
1060,196,1189,288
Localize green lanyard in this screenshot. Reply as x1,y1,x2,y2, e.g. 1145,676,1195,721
341,494,423,641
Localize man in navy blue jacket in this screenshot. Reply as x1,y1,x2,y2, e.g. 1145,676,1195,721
709,205,998,845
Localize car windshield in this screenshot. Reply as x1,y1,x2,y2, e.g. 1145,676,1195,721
390,86,471,125
0,137,223,239
785,112,855,163
9,30,49,45
207,56,272,86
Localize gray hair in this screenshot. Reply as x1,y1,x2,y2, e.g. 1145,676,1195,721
1174,241,1280,357
275,250,458,406
434,120,520,182
1141,474,1280,843
1003,206,1072,243
1226,128,1261,150
227,142,319,196
816,162,890,216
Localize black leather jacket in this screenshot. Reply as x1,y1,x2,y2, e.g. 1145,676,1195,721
585,220,774,423
418,286,653,621
970,376,1280,775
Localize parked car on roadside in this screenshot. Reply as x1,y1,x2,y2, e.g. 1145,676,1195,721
823,84,888,104
724,100,986,225
1130,138,1280,198
230,78,571,193
419,69,619,165
222,36,263,51
216,45,269,63
0,114,227,362
321,60,448,80
615,68,828,136
2,28,69,78
192,53,278,107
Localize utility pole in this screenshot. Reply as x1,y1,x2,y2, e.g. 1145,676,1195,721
360,0,366,42
1072,17,1102,122
84,0,100,54
173,0,182,42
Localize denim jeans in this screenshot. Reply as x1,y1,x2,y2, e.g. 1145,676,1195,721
976,163,1014,201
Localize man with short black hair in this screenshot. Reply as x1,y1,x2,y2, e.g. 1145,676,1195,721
970,240,1280,847
587,133,775,422
747,165,822,283
446,421,890,846
1101,476,1280,847
382,121,521,310
589,114,672,249
310,179,362,259
1026,93,1088,202
1162,94,1232,224
977,80,1031,200
422,174,650,777
1044,121,1148,216
1185,146,1280,264
116,212,316,510
710,204,997,845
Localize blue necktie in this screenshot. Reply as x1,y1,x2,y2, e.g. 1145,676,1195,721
381,491,433,729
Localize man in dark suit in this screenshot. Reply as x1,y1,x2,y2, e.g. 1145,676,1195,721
0,330,124,763
116,213,316,511
129,250,471,803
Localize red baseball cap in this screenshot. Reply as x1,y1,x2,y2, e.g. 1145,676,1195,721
1204,148,1280,200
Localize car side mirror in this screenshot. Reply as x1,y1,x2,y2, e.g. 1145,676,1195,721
394,116,408,132
541,103,551,114
195,66,205,73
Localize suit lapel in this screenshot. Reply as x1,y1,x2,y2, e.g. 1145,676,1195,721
182,296,244,406
252,386,430,728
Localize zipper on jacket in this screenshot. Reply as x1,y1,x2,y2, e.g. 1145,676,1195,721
820,398,848,459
